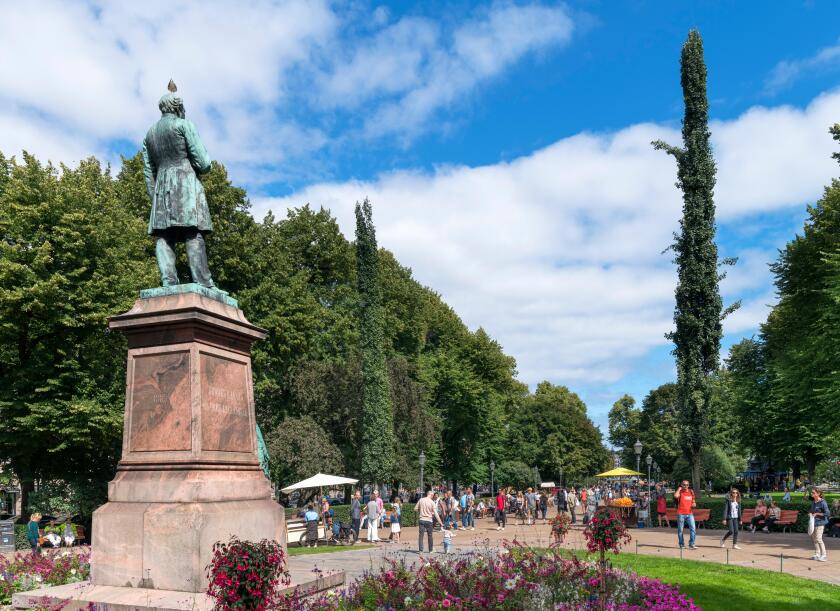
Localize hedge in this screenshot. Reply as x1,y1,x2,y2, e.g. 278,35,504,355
15,524,27,550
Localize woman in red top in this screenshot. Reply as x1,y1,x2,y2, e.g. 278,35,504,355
655,483,670,527
495,488,507,531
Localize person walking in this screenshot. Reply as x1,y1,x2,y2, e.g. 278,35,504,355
567,488,578,525
556,487,567,515
351,490,362,542
415,489,442,553
367,491,381,542
443,490,458,531
390,498,402,542
495,487,507,531
810,487,830,562
719,487,742,549
585,487,597,524
655,483,670,528
26,513,41,556
539,491,549,524
675,480,697,550
376,490,385,529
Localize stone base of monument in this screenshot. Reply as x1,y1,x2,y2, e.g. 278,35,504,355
12,569,346,610
86,287,288,595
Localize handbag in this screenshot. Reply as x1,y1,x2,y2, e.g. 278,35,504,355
808,514,815,536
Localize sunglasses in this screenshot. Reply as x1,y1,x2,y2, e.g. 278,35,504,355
681,483,689,487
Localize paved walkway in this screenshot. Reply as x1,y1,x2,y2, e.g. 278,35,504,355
288,516,840,587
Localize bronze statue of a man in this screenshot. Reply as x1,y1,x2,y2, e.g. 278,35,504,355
142,80,215,288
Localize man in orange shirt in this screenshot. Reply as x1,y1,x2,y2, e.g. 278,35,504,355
674,480,697,550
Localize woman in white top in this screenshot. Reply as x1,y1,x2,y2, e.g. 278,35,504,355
720,487,742,549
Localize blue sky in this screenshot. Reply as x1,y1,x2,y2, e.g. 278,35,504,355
2,1,840,438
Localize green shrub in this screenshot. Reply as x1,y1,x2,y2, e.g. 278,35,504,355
14,524,28,550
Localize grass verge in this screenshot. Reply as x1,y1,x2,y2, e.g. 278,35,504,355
288,544,375,557
564,550,840,611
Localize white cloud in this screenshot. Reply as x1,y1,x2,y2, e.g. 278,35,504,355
0,1,576,180
765,38,840,94
255,90,840,388
353,3,575,138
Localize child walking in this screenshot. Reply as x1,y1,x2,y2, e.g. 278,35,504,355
442,528,455,553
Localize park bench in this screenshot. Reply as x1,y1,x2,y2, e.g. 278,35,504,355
37,525,85,547
741,508,798,533
664,508,710,527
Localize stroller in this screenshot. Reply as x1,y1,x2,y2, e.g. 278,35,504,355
330,520,357,546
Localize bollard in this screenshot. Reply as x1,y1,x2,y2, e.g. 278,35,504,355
780,553,783,573
680,546,683,560
726,548,729,565
635,540,638,555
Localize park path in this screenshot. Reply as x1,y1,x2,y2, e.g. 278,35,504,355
287,516,840,587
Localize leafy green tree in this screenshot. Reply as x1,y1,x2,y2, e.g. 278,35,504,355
266,415,344,491
638,384,682,477
355,199,395,483
507,382,610,484
0,153,157,511
607,395,641,468
652,30,734,495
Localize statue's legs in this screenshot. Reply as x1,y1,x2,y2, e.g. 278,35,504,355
155,233,179,286
184,229,215,288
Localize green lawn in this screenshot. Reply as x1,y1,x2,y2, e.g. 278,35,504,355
593,553,840,611
763,491,840,502
288,543,374,556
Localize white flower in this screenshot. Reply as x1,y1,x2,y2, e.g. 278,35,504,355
35,575,43,583
404,596,413,606
504,578,517,590
70,569,77,575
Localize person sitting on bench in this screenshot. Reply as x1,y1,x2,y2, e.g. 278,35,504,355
763,501,781,532
750,499,768,532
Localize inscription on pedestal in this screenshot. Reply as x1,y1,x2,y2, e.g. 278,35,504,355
130,352,191,452
201,353,251,452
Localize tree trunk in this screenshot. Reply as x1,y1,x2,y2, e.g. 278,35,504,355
805,450,817,481
792,460,801,481
18,477,34,523
690,450,703,499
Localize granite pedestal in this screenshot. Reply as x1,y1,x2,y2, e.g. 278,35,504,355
91,287,286,593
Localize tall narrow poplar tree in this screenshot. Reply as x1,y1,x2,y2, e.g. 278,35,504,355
653,30,733,495
355,198,395,484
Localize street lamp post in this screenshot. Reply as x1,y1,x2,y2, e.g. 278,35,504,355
490,460,496,496
633,440,643,476
533,466,539,490
419,451,426,494
558,467,564,489
646,454,653,526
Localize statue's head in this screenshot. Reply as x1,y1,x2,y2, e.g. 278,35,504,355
159,79,185,118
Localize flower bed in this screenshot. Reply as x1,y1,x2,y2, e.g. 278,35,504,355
280,545,699,610
0,547,90,606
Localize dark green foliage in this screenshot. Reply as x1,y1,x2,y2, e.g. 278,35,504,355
0,153,157,510
0,149,612,509
355,199,396,483
507,382,610,484
266,416,344,490
652,30,732,494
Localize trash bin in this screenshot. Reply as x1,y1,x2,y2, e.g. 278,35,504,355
0,519,15,553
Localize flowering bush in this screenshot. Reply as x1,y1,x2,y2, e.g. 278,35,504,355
0,547,90,605
549,511,572,547
584,509,632,557
278,545,698,610
205,537,290,611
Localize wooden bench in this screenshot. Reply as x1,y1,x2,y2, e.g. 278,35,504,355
664,508,710,527
743,509,798,533
775,510,799,532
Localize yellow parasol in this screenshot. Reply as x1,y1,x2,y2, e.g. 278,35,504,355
595,467,643,478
